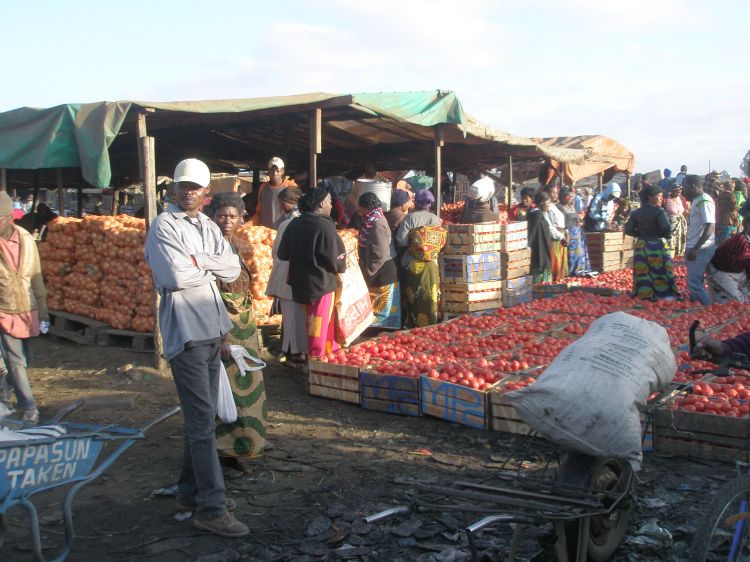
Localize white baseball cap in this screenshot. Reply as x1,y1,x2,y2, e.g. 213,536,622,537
174,158,210,188
268,157,285,170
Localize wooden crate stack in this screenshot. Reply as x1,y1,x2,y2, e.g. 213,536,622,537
440,224,504,316
499,222,531,306
586,231,633,272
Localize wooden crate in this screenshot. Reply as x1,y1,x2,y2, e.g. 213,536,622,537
500,222,528,252
441,280,503,312
97,328,155,353
489,376,536,435
589,250,622,272
308,360,360,405
532,283,568,299
655,403,750,462
502,288,532,307
499,249,530,278
446,223,502,253
439,252,501,283
48,310,109,345
359,371,420,417
586,231,625,252
420,376,493,429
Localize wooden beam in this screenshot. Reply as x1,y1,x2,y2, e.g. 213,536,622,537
599,172,604,193
0,169,6,191
31,170,40,213
56,169,66,217
136,112,167,371
111,188,120,215
626,172,631,199
508,155,513,208
309,108,322,189
434,125,444,218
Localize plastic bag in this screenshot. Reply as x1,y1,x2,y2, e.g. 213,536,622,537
335,255,373,346
216,361,237,423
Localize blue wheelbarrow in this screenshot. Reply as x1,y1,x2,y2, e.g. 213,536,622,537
0,401,180,561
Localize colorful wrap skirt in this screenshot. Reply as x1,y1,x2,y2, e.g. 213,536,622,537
632,239,679,299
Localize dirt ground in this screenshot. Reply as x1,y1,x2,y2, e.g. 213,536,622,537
0,332,734,562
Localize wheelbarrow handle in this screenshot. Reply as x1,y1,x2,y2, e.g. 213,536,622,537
49,399,86,423
141,406,181,433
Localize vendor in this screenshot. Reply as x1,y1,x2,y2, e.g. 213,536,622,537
460,177,498,224
584,182,622,232
508,187,535,221
357,192,401,328
527,191,553,283
385,189,412,235
252,157,298,229
706,211,750,303
544,185,568,281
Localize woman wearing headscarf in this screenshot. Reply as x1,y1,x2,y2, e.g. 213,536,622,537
395,190,443,327
278,187,346,359
716,184,739,244
206,192,266,474
543,185,568,281
558,187,590,276
706,206,750,303
385,189,412,235
624,184,680,300
357,192,401,328
663,184,688,258
508,187,535,221
460,177,497,224
267,187,307,365
527,191,553,283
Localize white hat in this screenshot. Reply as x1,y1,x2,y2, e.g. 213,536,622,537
607,182,622,196
268,157,285,170
174,158,210,188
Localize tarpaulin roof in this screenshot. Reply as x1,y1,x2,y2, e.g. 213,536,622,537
543,135,636,184
0,91,592,188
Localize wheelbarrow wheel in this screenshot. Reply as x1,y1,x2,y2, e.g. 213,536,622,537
559,453,634,561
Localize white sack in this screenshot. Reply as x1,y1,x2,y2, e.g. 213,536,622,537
507,312,676,470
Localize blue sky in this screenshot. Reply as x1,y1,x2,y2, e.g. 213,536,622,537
3,0,749,175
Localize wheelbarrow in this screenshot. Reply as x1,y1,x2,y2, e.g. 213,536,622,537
0,401,180,562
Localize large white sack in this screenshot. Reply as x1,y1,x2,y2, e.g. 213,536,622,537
507,312,676,470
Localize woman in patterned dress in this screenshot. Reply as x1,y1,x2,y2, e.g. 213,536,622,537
208,192,267,474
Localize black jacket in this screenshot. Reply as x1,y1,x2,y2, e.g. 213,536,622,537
278,213,346,304
460,201,497,224
527,208,552,275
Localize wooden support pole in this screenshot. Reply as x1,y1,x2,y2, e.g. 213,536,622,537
309,108,322,189
111,188,120,215
626,172,631,200
136,112,166,371
599,172,604,193
56,169,66,217
507,155,514,208
434,125,444,218
76,185,83,218
31,170,40,213
0,169,6,191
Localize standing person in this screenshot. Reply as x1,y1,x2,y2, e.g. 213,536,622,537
715,184,739,244
734,178,747,210
674,165,688,187
527,191,553,283
658,169,674,193
385,189,412,235
706,213,750,303
145,159,248,538
395,190,442,328
683,174,716,305
357,193,400,328
544,185,568,281
558,187,590,276
584,182,622,232
508,187,535,221
252,157,298,229
267,187,307,366
624,185,680,300
206,192,267,474
0,191,48,424
278,187,346,359
460,177,497,224
663,184,688,258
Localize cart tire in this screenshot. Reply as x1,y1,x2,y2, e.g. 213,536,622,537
689,474,750,562
559,453,633,562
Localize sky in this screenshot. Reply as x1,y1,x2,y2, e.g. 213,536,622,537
2,0,749,176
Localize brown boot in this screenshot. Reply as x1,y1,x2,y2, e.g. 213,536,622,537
192,512,249,538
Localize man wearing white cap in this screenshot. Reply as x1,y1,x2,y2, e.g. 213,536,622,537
584,182,622,232
252,157,298,229
145,159,248,537
460,176,498,224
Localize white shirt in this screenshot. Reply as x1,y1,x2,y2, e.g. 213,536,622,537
686,193,716,250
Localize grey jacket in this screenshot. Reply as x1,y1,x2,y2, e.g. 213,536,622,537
395,210,442,267
144,204,240,360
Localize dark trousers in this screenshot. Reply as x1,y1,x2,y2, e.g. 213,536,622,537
170,342,226,520
0,333,35,410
